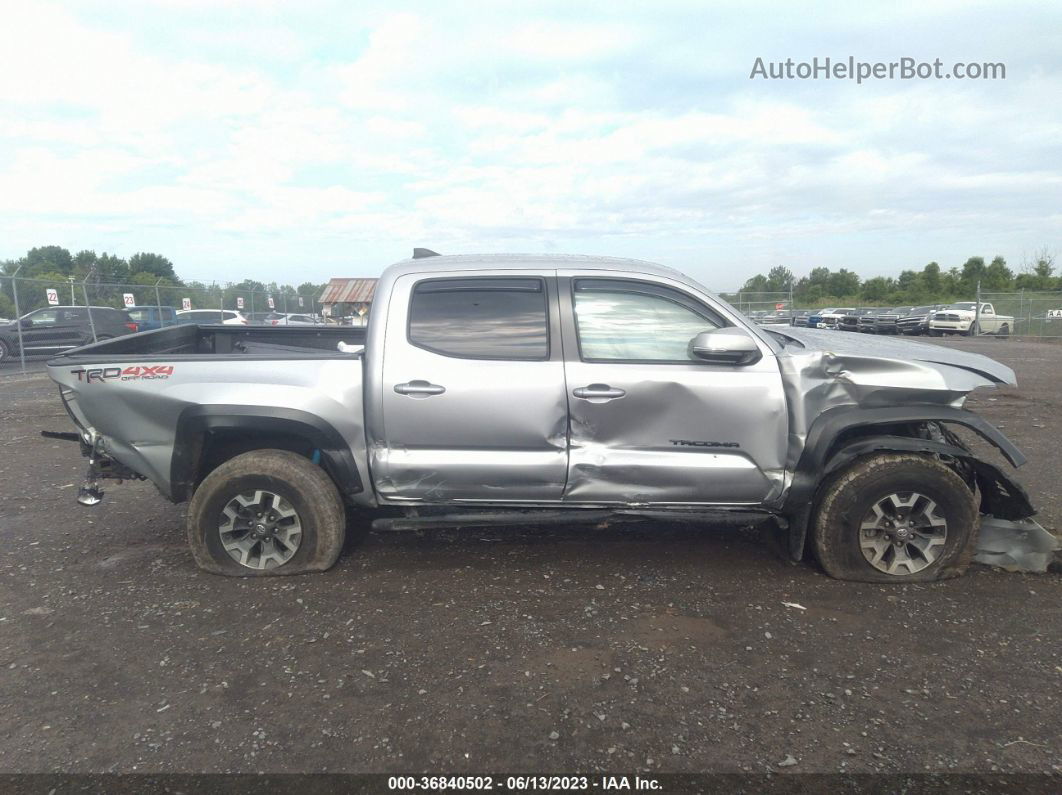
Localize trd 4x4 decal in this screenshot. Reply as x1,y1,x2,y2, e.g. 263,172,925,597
71,365,174,383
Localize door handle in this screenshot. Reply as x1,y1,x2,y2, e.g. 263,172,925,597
394,380,446,397
572,384,626,400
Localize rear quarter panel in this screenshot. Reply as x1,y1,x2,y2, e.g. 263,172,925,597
48,357,370,503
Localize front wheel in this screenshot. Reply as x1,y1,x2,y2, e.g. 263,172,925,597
186,449,346,576
0,339,11,364
812,453,978,583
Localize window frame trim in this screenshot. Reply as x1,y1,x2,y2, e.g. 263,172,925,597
405,275,552,362
571,277,728,365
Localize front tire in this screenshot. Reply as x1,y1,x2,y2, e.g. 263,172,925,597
812,453,978,583
0,339,10,364
186,449,345,576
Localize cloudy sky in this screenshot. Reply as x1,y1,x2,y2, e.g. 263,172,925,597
2,0,1060,287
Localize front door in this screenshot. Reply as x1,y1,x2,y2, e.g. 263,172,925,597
559,275,788,505
20,308,68,354
376,272,569,503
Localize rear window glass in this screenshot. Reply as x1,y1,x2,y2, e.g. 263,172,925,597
409,278,548,360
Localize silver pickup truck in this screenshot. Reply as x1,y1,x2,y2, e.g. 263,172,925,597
45,253,1042,582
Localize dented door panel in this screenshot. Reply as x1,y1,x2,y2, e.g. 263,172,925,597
558,272,789,505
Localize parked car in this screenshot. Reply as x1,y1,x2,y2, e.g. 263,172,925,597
837,308,877,332
790,310,811,327
45,252,1040,585
266,312,318,326
755,310,792,326
0,305,137,363
126,305,179,332
808,308,855,329
874,306,914,335
928,302,1013,337
246,312,277,325
896,305,945,336
176,309,249,326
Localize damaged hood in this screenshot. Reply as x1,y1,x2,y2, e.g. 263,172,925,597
770,327,1016,386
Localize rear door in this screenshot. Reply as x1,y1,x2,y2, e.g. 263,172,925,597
376,271,568,502
559,273,788,505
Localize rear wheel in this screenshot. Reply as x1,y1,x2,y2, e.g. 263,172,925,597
0,339,10,364
997,323,1010,338
186,449,345,576
812,453,978,583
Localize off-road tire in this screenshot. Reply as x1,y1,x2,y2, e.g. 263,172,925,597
812,453,978,583
187,449,345,577
997,323,1010,338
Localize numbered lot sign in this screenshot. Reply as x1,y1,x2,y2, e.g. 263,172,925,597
236,296,244,309
123,293,135,307
298,296,304,307
1047,309,1062,319
46,288,59,305
775,302,785,310
182,298,192,311
267,296,275,309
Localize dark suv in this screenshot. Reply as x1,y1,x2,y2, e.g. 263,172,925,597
0,305,137,364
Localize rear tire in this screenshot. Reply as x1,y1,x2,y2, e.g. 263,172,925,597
0,339,10,364
186,449,345,577
812,453,978,583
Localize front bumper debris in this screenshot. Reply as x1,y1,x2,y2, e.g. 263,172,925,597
974,517,1060,573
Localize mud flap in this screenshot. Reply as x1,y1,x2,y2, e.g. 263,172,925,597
974,517,1060,573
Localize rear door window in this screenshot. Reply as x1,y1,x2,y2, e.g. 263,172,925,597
408,278,549,360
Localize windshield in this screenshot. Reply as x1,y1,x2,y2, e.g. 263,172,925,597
947,302,977,311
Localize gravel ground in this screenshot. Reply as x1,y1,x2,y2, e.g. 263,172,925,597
0,337,1059,776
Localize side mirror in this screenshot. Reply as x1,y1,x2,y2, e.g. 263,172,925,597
688,328,762,366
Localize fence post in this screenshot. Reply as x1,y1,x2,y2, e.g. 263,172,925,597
282,292,289,324
81,277,97,342
974,281,982,337
154,278,163,320
11,266,26,374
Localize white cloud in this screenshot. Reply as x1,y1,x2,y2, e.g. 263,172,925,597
0,1,1060,286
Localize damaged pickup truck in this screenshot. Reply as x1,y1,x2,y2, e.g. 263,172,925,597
45,253,1051,581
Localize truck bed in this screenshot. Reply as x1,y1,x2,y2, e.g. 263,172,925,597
49,324,368,362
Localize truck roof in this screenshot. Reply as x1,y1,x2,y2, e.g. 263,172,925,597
380,252,692,286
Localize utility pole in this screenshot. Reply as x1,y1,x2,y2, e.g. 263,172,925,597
12,265,26,374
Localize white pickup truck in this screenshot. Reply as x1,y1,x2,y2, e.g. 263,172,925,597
928,302,1013,337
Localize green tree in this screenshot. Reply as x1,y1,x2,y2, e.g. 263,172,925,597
921,261,941,293
982,256,1013,290
827,268,860,296
766,265,794,291
127,252,178,282
960,256,986,291
861,276,895,301
741,274,769,292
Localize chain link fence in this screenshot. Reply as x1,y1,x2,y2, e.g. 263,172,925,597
0,274,335,373
978,289,1062,338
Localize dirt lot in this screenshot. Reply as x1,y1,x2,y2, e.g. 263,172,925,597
0,338,1059,776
